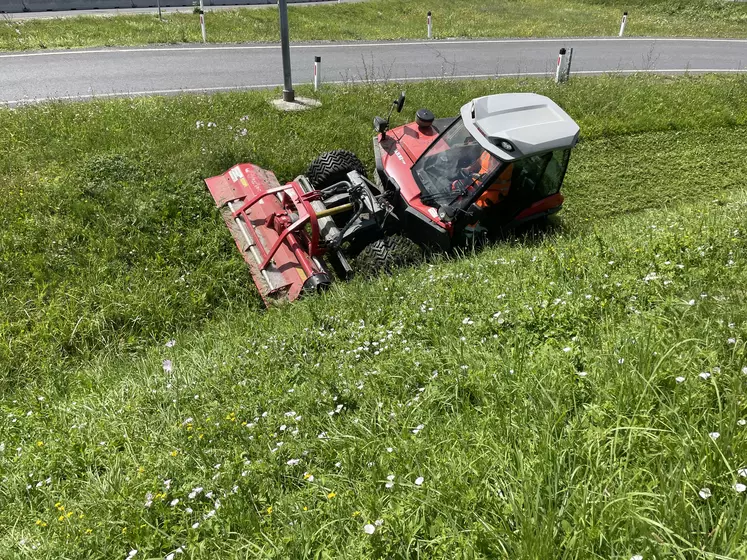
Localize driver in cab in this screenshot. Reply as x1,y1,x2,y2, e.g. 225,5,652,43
451,143,512,209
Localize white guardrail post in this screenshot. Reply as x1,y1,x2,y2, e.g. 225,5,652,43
555,48,566,83
619,11,627,37
200,0,207,43
314,56,321,91
427,11,432,39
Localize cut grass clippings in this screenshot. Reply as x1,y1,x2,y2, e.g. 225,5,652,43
1,0,747,51
1,73,747,557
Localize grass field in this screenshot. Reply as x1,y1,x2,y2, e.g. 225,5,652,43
1,0,747,51
1,74,747,557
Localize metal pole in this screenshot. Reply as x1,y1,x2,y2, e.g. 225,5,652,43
427,11,432,39
555,48,565,84
157,0,162,21
314,56,321,91
200,0,206,43
619,12,627,37
279,0,295,102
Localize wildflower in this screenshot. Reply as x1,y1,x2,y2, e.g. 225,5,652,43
303,472,314,482
742,367,747,375
415,476,424,486
709,432,720,440
170,450,178,457
631,556,643,560
185,507,193,514
164,479,172,489
618,358,625,364
162,360,173,373
170,499,179,507
386,447,393,453
127,551,138,559
266,506,273,515
327,492,336,499
412,424,424,435
462,317,473,325
675,376,685,383
728,338,736,345
688,299,695,306
204,509,216,519
188,487,203,499
144,492,153,508
577,371,588,377
563,347,571,353
375,519,383,526
734,483,746,493
286,458,300,466
363,524,376,534
738,468,747,477
699,372,711,380
191,522,200,529
165,340,176,348
699,487,712,499
739,420,746,426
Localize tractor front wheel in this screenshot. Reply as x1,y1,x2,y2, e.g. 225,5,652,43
352,235,424,276
306,149,367,189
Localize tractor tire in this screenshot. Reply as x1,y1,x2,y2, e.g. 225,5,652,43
306,150,367,189
352,235,424,276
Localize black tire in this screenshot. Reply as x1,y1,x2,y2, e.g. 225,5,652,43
352,235,424,276
306,149,367,189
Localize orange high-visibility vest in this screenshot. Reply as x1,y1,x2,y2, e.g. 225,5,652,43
476,159,512,208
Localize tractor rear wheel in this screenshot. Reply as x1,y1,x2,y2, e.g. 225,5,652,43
306,150,367,189
352,235,424,276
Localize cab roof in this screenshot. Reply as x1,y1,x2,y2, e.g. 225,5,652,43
460,93,580,161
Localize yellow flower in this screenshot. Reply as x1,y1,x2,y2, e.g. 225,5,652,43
54,502,61,508
85,529,92,535
137,466,145,474
352,511,360,517
303,506,308,511
58,515,65,522
122,527,127,533
327,492,336,500
66,511,74,518
35,519,45,526
36,441,44,447
303,473,313,480
170,450,178,457
266,506,273,515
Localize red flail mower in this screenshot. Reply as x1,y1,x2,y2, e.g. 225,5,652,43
206,92,580,306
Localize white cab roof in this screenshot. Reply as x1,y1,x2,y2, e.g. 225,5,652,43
460,93,580,161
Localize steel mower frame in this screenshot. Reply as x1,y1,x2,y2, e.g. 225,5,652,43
206,91,580,306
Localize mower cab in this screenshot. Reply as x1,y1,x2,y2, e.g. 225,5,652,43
372,92,580,249
205,91,580,306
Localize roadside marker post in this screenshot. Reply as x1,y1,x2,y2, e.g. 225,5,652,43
314,56,321,91
555,48,566,83
157,0,162,22
619,12,627,37
427,11,432,39
199,0,207,43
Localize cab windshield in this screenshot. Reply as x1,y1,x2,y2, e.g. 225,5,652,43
412,118,503,207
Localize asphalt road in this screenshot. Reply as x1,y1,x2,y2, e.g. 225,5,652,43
1,37,746,105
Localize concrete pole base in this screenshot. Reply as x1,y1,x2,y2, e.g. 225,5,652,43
271,96,322,112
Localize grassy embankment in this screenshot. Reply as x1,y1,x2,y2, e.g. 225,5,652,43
1,0,747,51
1,74,747,557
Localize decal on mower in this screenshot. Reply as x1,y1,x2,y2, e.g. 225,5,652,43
393,150,407,165
228,166,244,183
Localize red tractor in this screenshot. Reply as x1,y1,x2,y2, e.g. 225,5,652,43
206,92,580,306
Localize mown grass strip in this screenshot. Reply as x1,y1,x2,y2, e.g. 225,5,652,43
1,74,747,390
1,0,746,51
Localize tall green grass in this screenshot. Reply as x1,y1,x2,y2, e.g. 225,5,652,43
1,0,746,51
1,74,746,557
1,192,746,558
